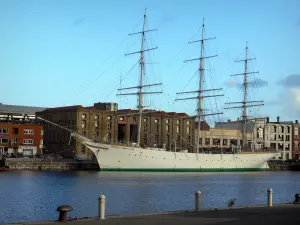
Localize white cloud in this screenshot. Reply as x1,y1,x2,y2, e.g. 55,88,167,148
281,88,300,117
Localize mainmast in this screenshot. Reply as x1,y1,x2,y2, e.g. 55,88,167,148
225,43,264,151
117,8,162,146
176,18,223,154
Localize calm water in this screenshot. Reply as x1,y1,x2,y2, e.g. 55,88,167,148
0,171,300,223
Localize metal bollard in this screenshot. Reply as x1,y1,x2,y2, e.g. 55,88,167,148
56,205,73,222
98,194,106,220
294,194,300,204
267,188,273,207
195,190,201,211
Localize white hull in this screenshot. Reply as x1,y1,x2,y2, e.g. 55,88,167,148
82,140,277,172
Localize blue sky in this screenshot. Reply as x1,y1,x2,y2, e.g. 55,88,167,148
0,0,299,125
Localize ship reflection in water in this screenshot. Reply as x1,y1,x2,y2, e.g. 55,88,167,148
0,171,300,223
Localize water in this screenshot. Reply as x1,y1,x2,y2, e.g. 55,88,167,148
0,171,299,223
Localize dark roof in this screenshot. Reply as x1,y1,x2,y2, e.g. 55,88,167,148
117,109,190,117
41,105,82,112
0,103,46,115
215,121,254,132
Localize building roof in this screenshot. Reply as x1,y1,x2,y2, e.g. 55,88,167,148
41,105,82,112
117,109,190,117
215,120,254,132
0,103,46,115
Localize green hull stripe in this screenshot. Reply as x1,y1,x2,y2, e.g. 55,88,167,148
100,168,268,172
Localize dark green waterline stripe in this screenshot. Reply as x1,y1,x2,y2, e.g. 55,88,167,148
100,168,268,172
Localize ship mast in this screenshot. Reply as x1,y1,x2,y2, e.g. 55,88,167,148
176,18,223,154
225,43,264,151
117,8,162,146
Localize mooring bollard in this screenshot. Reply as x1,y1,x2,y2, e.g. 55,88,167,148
98,194,106,220
267,188,273,207
195,190,201,211
294,193,300,204
56,205,73,222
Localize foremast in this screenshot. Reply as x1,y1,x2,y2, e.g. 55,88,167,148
176,18,223,154
225,43,264,152
117,8,162,146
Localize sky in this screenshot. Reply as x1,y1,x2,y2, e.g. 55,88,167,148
0,0,299,126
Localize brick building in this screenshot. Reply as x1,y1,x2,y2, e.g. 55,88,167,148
37,102,196,160
292,120,300,159
0,103,45,156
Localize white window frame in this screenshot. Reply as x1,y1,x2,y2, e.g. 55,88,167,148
23,139,34,144
0,128,9,134
24,129,34,135
0,138,9,144
11,137,18,144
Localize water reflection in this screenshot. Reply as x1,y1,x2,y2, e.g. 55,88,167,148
0,171,299,223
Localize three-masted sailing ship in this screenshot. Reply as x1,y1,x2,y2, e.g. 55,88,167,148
38,9,277,171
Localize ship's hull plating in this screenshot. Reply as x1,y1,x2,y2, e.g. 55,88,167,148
83,141,277,172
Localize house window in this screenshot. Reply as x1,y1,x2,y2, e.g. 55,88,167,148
82,121,86,128
24,129,34,135
94,131,99,138
144,118,147,122
155,124,159,132
177,120,180,124
41,130,44,135
23,139,34,144
107,122,112,130
143,134,148,145
0,128,9,134
270,134,276,141
95,115,99,120
278,126,283,133
285,126,290,134
295,128,299,136
166,125,170,132
40,139,43,145
205,138,210,145
12,137,18,144
0,138,9,144
271,125,276,133
155,119,158,123
187,136,191,143
285,143,290,150
176,125,180,134
165,119,169,124
187,126,190,134
95,121,99,128
81,145,85,153
82,114,86,119
199,138,202,145
187,121,190,125
107,116,111,120
119,116,124,121
223,139,228,146
144,123,148,131
213,139,221,146
83,131,86,137
286,135,290,141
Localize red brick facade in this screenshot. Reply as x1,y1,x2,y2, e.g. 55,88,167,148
0,123,44,156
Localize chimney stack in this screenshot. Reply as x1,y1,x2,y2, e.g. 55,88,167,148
296,120,299,124
267,117,269,123
277,116,280,123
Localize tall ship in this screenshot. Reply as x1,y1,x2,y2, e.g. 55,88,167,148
38,9,277,171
